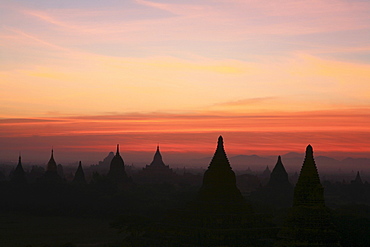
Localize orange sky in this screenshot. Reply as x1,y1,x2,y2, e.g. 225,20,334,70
1,109,369,164
1,0,370,165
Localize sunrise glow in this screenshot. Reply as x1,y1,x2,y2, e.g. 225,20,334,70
1,0,370,164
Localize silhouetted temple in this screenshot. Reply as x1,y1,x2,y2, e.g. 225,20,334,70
197,136,247,212
278,145,340,246
136,145,176,184
72,161,86,185
143,136,276,246
42,149,63,183
351,171,363,185
47,149,57,172
268,156,291,188
262,165,271,177
107,144,130,186
11,155,27,184
253,156,293,208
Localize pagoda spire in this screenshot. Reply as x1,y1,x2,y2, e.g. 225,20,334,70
47,148,57,172
353,171,363,185
116,144,120,155
293,145,324,206
268,155,290,187
73,161,86,184
207,135,231,170
197,135,247,213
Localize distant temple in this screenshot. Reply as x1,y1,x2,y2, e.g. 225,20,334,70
351,171,363,185
47,149,57,172
11,155,27,184
42,149,63,183
278,145,340,246
268,156,292,189
73,161,86,185
252,155,293,208
136,145,176,184
107,144,130,186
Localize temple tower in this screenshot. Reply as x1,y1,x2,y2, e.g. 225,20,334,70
108,144,129,185
137,145,176,184
47,149,57,172
73,161,86,185
278,145,340,247
197,136,247,213
11,155,27,184
254,155,293,208
293,145,324,207
42,149,62,183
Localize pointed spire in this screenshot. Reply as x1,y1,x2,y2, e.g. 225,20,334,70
73,161,86,184
148,144,165,167
12,153,27,184
209,135,230,169
47,148,57,172
217,135,223,149
268,155,290,188
108,144,127,183
293,145,324,206
353,171,363,185
273,156,286,174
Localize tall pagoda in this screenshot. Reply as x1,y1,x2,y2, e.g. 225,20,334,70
42,149,63,183
107,144,129,186
278,145,340,247
197,136,246,212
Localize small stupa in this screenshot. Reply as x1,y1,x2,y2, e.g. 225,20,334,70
11,155,27,184
42,149,63,183
73,161,86,185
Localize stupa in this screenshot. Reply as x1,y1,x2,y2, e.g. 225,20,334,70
278,145,340,247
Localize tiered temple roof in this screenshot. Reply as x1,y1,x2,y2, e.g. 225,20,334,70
197,136,246,212
278,145,340,247
293,145,324,207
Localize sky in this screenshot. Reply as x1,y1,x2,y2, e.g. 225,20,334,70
1,0,370,166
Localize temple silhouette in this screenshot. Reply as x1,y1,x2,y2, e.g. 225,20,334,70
107,144,131,188
252,155,293,209
278,145,340,246
10,155,27,185
1,139,369,246
40,149,63,183
142,136,276,246
196,135,249,213
72,161,86,185
135,145,177,184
